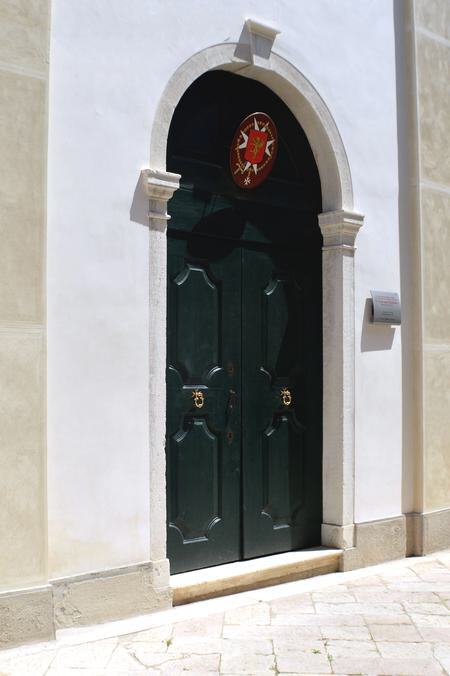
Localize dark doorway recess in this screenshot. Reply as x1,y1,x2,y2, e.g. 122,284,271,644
166,70,323,574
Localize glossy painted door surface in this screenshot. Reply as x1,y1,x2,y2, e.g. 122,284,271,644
166,234,242,574
167,228,322,573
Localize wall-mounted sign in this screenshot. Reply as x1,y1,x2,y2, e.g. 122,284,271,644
370,290,401,325
230,112,277,189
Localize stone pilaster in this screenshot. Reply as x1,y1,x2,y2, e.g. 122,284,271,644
318,210,364,549
141,169,180,587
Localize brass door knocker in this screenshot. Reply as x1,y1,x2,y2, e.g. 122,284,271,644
192,389,205,409
280,388,292,407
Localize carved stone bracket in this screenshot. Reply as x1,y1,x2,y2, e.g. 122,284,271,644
141,169,181,225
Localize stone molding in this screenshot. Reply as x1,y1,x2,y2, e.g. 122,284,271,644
142,169,180,589
245,18,280,41
149,43,353,212
319,209,364,249
319,210,364,549
145,43,357,570
141,169,180,225
142,169,181,593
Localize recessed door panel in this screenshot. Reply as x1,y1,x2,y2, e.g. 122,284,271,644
262,413,305,528
169,417,221,543
174,264,220,382
263,275,303,378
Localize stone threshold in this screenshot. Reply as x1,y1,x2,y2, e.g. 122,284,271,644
171,547,341,605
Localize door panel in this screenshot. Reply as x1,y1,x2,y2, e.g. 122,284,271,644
170,417,220,542
173,263,220,381
262,413,305,527
166,235,242,574
242,247,321,559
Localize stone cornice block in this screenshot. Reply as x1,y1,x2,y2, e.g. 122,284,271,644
141,169,180,201
141,169,181,222
245,18,280,41
243,18,280,67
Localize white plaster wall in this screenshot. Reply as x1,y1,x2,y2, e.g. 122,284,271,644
47,0,402,576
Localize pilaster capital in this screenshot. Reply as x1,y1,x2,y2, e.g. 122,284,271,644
141,169,181,222
318,210,364,250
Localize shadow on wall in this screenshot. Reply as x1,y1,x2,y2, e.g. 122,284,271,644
360,298,396,352
130,175,149,226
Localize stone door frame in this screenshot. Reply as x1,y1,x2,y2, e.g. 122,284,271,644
142,35,364,589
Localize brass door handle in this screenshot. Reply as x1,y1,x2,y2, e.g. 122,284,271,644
192,389,205,409
280,388,292,407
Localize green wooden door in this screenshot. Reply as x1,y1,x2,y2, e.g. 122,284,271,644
166,71,322,574
167,218,322,573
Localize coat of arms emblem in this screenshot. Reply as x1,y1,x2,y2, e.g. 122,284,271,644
230,112,278,189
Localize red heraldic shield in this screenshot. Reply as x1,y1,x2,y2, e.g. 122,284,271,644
244,129,268,164
230,112,278,189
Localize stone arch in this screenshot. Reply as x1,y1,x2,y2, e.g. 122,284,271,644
149,44,353,212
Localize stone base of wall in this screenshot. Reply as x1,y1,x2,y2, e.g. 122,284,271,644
406,508,450,556
2,514,450,649
0,586,55,649
51,559,172,630
340,516,407,572
0,559,172,649
340,510,450,571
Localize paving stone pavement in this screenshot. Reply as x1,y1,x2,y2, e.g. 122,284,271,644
1,550,450,675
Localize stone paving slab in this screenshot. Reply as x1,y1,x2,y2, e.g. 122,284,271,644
0,550,449,674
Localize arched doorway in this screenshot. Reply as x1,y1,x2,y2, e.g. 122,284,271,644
165,71,323,574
